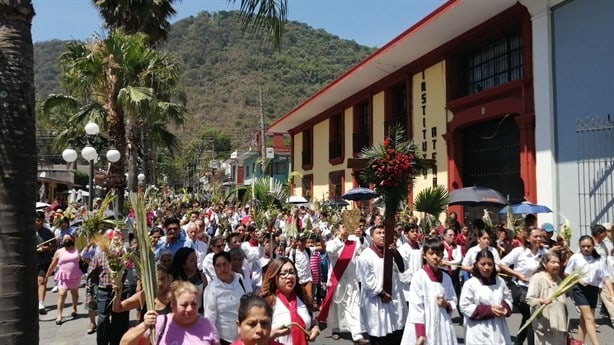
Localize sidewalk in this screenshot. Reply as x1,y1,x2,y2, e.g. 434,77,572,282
40,282,614,344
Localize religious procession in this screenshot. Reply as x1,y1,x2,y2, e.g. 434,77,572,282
35,129,614,345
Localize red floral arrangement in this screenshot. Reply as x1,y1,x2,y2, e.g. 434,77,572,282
361,125,426,210
372,137,415,187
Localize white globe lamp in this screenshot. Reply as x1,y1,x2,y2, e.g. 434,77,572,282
62,148,78,163
106,148,121,163
84,122,100,136
81,146,98,161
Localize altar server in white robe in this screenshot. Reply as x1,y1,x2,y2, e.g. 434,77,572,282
459,248,513,345
397,223,423,302
318,223,369,344
401,238,458,345
358,224,406,345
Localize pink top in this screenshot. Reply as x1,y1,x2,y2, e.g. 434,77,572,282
55,248,83,281
148,314,219,345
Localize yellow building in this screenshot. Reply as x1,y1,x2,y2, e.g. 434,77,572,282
268,1,537,214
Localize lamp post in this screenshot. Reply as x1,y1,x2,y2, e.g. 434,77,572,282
137,173,145,192
62,122,121,211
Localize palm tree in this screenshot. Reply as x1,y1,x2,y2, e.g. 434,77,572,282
92,0,180,46
0,1,39,343
0,2,287,342
43,30,188,195
93,0,289,47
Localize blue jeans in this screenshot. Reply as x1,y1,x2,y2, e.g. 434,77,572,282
96,288,129,345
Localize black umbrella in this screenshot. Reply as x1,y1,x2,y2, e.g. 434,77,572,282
341,187,377,201
324,199,349,208
448,186,509,207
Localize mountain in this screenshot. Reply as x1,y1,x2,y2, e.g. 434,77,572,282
34,11,376,149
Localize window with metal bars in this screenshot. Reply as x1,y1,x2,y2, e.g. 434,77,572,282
463,32,522,95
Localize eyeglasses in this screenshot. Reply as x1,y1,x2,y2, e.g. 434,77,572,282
166,227,179,232
277,270,296,278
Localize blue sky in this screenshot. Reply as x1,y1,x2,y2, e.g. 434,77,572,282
32,0,446,47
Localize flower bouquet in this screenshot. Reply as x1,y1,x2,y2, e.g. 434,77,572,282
360,124,427,214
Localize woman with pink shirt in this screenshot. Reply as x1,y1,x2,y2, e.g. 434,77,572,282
120,281,219,345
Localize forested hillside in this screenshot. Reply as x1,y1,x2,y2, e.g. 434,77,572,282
34,11,375,148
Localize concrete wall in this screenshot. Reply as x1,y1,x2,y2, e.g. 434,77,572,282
552,0,614,235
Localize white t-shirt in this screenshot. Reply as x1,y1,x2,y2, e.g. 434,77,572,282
565,252,610,287
292,248,312,284
500,246,547,287
462,245,501,269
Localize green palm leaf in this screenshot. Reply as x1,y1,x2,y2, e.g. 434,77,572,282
413,185,449,219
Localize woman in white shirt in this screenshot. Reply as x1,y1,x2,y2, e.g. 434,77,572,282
203,251,248,345
461,229,500,272
565,234,614,345
499,227,547,345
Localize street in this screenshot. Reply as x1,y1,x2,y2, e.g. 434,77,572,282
39,281,614,344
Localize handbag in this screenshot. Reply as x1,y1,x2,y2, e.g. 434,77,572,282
79,259,89,274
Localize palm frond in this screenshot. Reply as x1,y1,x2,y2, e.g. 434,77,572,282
413,185,449,219
232,0,288,48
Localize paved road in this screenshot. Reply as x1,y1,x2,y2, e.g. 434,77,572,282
40,281,614,344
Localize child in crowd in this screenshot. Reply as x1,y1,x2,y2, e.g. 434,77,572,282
459,249,512,345
401,238,458,345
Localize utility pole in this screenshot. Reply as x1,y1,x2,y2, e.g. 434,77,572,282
259,87,266,177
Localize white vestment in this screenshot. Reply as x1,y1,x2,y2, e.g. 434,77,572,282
401,268,458,345
325,237,363,340
459,276,513,345
357,246,406,337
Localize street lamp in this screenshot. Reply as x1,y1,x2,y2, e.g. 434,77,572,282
137,173,145,192
62,122,120,211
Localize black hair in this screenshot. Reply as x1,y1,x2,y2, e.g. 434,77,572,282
471,249,498,282
164,217,180,227
579,235,600,259
149,227,163,236
170,247,196,281
238,294,273,323
471,219,485,231
405,223,419,232
212,251,232,266
422,237,444,254
226,232,241,242
591,224,606,237
228,248,245,260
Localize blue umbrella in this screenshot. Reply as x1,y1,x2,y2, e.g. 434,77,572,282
499,202,552,214
341,187,377,201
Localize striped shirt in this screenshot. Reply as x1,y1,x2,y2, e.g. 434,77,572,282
309,250,321,285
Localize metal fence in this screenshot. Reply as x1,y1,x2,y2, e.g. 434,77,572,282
576,114,614,235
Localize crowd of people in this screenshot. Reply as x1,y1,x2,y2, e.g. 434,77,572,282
35,196,614,345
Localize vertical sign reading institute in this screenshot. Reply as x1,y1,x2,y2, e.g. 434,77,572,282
412,61,448,193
